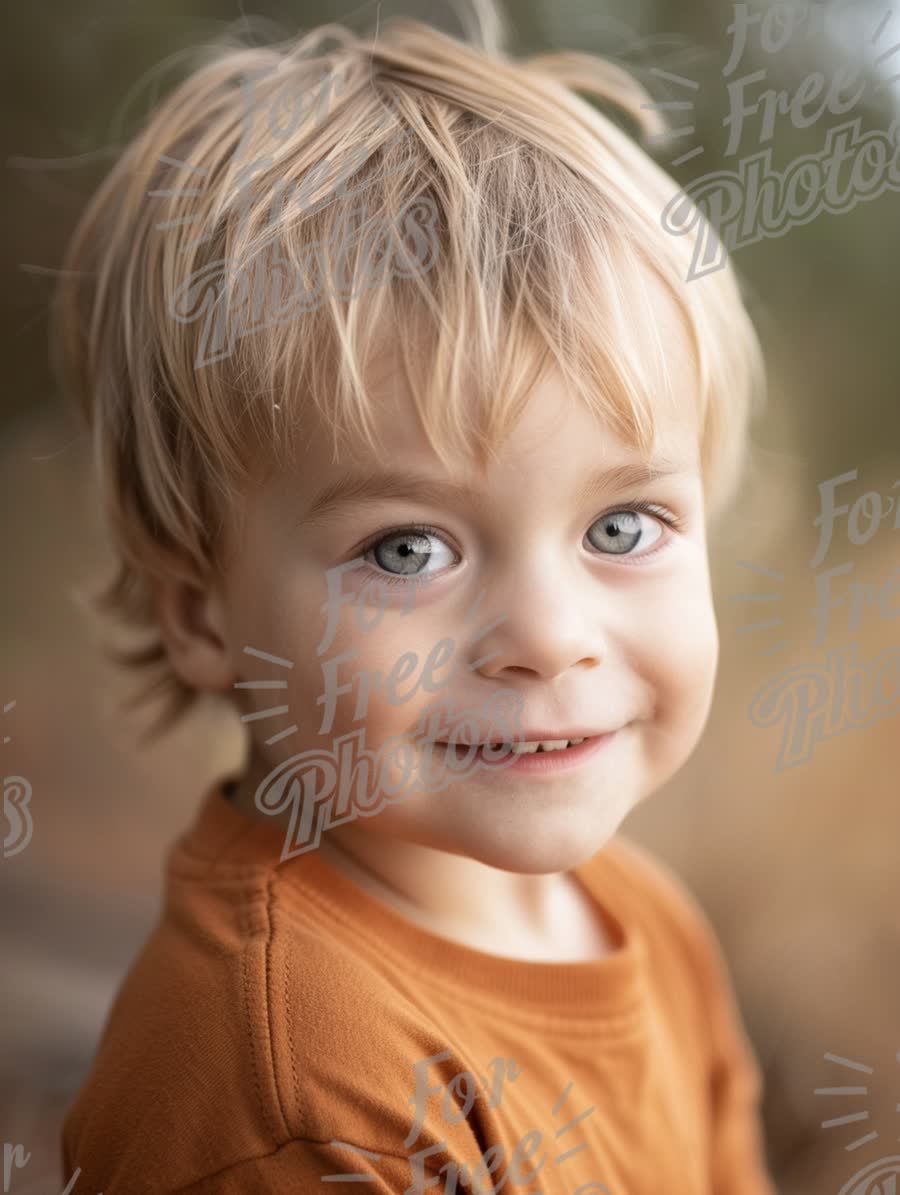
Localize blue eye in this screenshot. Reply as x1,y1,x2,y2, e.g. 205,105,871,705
364,525,457,580
585,508,666,556
357,502,679,586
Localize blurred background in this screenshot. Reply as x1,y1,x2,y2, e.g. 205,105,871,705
2,0,898,1191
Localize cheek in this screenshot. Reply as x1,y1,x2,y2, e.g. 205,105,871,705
627,600,719,796
648,591,719,721
227,570,338,740
299,614,455,744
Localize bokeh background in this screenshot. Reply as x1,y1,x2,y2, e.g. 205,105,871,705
2,0,898,1191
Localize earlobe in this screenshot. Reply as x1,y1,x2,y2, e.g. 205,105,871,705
155,575,235,694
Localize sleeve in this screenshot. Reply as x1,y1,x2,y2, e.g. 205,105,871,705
608,838,779,1195
174,1137,423,1194
687,911,779,1195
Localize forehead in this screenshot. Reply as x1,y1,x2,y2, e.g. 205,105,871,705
298,267,701,484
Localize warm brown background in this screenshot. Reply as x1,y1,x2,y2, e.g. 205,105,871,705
2,1,899,1192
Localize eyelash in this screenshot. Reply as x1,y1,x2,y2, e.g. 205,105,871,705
355,501,686,588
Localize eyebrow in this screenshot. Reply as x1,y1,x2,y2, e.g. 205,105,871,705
302,459,691,523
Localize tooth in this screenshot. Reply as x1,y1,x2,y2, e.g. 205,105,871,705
489,738,586,754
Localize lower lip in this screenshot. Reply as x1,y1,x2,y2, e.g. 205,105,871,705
431,733,619,775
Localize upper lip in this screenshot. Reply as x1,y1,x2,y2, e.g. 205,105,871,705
434,728,613,743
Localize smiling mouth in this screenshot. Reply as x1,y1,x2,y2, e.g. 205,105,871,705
433,737,592,754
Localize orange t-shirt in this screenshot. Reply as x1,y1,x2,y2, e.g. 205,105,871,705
61,785,777,1194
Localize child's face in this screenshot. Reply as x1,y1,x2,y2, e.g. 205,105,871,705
213,290,718,872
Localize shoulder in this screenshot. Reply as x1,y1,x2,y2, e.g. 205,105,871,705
589,834,740,1010
264,902,449,1142
590,835,764,1093
63,863,445,1192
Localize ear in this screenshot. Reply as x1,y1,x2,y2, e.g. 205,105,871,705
155,568,235,694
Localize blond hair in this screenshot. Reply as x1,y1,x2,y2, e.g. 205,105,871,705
53,2,766,732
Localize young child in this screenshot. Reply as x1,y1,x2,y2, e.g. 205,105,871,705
56,4,775,1192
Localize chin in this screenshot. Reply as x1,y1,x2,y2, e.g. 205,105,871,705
457,815,627,874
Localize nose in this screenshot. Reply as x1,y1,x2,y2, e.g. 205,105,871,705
461,570,604,684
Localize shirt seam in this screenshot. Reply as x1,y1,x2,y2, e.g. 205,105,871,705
169,1137,415,1193
264,871,292,1139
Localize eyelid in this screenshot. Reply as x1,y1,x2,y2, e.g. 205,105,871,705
357,522,458,557
598,499,682,527
628,502,683,537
